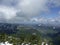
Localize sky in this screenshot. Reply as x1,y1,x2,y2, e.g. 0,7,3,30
0,0,60,24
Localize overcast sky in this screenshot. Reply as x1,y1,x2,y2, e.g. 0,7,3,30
0,0,60,24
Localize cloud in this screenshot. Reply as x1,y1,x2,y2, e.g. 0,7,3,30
48,0,60,7
0,0,49,23
52,0,60,7
17,0,49,17
0,6,17,20
30,17,48,24
0,0,60,24
0,0,18,7
30,17,60,26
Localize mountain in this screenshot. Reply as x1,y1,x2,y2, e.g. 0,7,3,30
0,23,60,45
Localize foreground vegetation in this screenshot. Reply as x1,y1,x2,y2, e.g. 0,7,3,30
0,33,54,45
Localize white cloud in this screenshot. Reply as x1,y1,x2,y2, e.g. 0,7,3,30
17,0,49,17
30,17,48,24
31,18,38,22
0,6,17,20
30,17,60,25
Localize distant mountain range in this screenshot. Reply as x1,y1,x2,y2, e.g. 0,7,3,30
0,22,60,35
